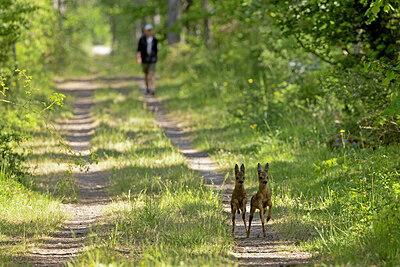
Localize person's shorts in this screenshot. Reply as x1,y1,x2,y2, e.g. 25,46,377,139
142,63,156,73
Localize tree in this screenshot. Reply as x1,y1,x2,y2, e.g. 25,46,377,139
167,0,180,44
203,0,211,47
53,0,66,64
0,0,34,73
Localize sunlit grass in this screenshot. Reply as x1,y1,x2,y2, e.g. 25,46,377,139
0,164,66,263
156,60,400,265
72,82,234,265
19,119,82,203
0,74,78,262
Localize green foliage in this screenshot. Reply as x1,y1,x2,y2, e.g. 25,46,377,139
157,48,400,265
1,0,66,180
153,0,400,142
0,70,65,187
0,0,62,77
266,0,400,64
81,0,399,140
62,0,111,48
0,163,65,262
0,0,35,69
0,132,25,180
266,0,400,139
0,0,399,264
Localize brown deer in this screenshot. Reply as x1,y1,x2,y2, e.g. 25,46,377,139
231,164,248,237
247,163,272,238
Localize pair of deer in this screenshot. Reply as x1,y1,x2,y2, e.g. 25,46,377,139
231,163,272,238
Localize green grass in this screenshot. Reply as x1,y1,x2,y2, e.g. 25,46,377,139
0,91,74,262
22,129,79,199
71,81,234,266
0,163,66,263
4,47,395,265
155,49,400,265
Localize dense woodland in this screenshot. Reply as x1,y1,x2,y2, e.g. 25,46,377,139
1,0,400,266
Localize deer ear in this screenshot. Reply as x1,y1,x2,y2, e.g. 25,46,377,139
264,163,269,172
235,164,239,173
257,163,262,172
240,164,245,173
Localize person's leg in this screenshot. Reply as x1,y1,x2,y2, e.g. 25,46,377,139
149,71,155,95
142,63,150,93
144,72,149,93
149,63,156,95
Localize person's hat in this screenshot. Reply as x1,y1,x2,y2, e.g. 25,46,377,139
144,24,153,31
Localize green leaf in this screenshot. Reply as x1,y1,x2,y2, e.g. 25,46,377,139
371,5,380,14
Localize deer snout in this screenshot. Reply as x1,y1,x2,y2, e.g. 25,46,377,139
238,180,244,184
263,180,268,184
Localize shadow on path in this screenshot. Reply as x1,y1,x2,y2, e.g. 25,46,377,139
19,78,114,266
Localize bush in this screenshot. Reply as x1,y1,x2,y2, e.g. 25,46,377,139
0,132,25,181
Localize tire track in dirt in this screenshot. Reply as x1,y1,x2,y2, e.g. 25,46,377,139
138,79,312,266
22,78,110,266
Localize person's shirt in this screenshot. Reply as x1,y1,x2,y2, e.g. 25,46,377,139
137,35,158,63
146,36,153,56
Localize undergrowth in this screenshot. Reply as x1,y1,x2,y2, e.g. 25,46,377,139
156,46,400,266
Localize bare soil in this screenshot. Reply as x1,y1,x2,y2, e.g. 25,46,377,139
18,78,110,266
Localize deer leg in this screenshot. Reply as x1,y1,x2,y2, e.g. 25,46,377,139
241,200,248,234
231,208,236,236
231,201,238,237
267,201,272,222
259,208,266,237
247,206,255,238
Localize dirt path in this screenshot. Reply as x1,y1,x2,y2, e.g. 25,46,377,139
18,75,311,266
25,78,109,266
139,81,312,266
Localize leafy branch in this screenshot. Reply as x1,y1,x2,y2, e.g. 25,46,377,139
0,70,97,177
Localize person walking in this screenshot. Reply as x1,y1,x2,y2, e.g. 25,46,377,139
137,24,158,95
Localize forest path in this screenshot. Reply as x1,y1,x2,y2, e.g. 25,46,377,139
139,80,312,266
21,75,310,266
25,78,110,266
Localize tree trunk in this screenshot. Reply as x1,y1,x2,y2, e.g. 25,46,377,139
184,0,193,33
110,16,117,54
167,0,180,45
203,0,211,47
135,20,142,40
12,44,17,69
54,0,65,65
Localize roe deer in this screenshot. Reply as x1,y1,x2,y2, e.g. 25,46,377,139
247,163,272,238
231,164,248,237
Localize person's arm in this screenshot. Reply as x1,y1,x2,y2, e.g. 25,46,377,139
153,38,158,61
137,39,142,64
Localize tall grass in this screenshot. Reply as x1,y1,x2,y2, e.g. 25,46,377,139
0,162,66,263
156,46,400,265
